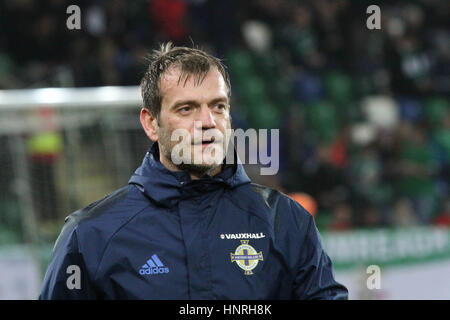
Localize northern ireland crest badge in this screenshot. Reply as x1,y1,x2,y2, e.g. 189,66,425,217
230,240,263,275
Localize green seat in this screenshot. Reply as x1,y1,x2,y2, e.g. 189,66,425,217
270,75,293,111
354,75,374,97
434,128,450,161
226,49,257,85
253,50,281,80
306,100,339,143
424,97,449,128
324,72,353,105
237,76,268,107
396,141,436,197
247,101,281,129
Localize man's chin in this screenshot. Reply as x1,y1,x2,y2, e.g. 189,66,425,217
176,162,221,177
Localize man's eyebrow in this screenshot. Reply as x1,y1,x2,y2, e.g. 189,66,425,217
170,100,200,110
170,97,229,110
208,97,229,106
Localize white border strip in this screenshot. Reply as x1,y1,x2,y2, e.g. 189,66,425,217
0,86,141,110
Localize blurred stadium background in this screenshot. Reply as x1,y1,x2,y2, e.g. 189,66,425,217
0,0,449,299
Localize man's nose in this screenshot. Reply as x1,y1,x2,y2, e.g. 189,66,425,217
196,105,216,129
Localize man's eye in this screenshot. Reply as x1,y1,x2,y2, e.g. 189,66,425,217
178,106,192,114
214,104,226,111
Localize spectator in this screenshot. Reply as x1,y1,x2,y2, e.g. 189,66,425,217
0,0,448,231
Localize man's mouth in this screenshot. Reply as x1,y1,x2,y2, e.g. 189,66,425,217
194,137,217,146
202,139,214,146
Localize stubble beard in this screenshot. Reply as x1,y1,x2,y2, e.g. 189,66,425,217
158,126,228,177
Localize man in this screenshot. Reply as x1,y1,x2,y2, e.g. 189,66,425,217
39,43,348,300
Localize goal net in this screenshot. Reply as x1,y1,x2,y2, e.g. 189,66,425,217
0,86,149,246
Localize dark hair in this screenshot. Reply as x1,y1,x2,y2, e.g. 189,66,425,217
140,42,231,119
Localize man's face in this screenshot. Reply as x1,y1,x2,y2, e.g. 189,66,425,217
148,66,231,177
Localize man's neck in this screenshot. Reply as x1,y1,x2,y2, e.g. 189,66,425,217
189,165,222,180
159,154,222,180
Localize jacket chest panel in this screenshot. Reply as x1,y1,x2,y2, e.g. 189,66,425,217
99,197,288,299
99,212,189,299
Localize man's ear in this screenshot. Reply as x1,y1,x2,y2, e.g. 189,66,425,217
140,108,159,142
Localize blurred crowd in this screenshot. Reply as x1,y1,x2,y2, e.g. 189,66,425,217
0,0,449,231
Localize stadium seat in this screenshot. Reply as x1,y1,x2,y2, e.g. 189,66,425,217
324,72,353,105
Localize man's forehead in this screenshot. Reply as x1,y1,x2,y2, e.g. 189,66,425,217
159,66,228,102
159,65,185,87
159,65,222,88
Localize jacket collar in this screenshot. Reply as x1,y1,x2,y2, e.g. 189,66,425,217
128,142,251,208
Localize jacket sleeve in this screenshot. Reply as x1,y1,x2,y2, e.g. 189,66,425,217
292,210,348,300
38,221,99,300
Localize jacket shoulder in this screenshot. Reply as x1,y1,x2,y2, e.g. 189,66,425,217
248,183,313,231
249,183,312,216
244,184,349,300
52,185,136,253
64,185,132,228
40,185,141,299
63,184,151,248
49,185,148,277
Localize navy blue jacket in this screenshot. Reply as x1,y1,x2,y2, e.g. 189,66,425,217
39,143,348,300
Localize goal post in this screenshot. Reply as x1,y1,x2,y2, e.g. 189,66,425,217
0,86,149,246
0,86,142,110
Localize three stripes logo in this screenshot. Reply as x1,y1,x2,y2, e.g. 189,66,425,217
139,254,170,275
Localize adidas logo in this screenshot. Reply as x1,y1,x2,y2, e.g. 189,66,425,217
139,254,170,275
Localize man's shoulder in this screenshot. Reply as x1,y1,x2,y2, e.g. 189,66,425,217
247,183,313,228
63,184,147,232
249,183,310,213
